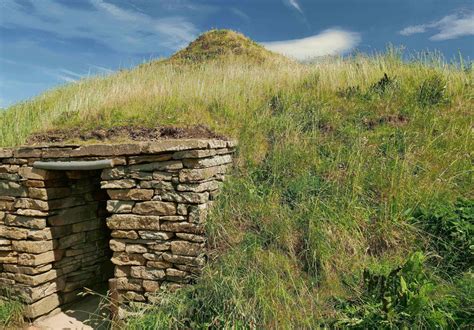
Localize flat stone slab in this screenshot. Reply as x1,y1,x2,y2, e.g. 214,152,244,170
33,294,109,329
0,139,237,159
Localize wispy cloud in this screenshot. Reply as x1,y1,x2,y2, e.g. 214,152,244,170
282,0,311,30
400,10,474,41
263,29,361,61
89,65,114,74
286,0,303,14
231,8,250,22
0,0,198,53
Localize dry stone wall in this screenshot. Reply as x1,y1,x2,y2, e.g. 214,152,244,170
0,139,236,319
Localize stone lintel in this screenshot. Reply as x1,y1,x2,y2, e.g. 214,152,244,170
1,139,233,159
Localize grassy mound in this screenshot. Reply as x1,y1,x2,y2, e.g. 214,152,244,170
170,29,288,64
0,30,473,328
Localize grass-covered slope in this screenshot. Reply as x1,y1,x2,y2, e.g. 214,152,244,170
170,29,288,63
1,30,473,328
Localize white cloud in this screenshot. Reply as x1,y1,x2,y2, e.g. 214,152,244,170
400,11,474,41
262,29,361,61
0,0,198,53
400,25,427,35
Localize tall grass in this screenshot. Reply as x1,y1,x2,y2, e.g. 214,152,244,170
0,292,24,327
0,50,472,327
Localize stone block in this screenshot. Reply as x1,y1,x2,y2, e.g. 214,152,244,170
18,250,63,266
12,240,57,254
188,204,209,224
176,181,219,193
0,180,27,197
172,149,216,159
147,260,172,269
179,165,228,182
176,264,203,275
111,230,139,239
115,277,143,291
107,200,135,214
160,191,209,204
68,143,143,157
58,232,85,249
14,198,49,211
0,200,14,211
13,269,58,286
107,214,160,230
162,253,205,267
107,189,154,201
129,171,153,180
139,180,174,190
142,280,160,292
130,266,165,280
160,221,204,234
152,171,174,181
176,233,206,243
144,139,209,153
177,204,188,215
48,196,88,210
171,241,204,257
111,252,146,266
101,179,136,189
182,155,232,169
24,293,61,318
148,242,171,252
0,251,17,263
13,148,41,158
48,204,98,226
0,173,21,181
14,279,63,304
101,167,126,180
125,244,147,254
128,154,173,165
121,291,146,302
71,218,102,233
15,209,49,217
27,187,71,201
0,225,28,239
138,231,174,240
129,160,183,172
160,216,185,221
142,253,163,261
3,263,52,276
132,201,176,216
0,238,10,245
166,268,188,278
0,148,13,158
115,266,131,277
5,214,47,229
110,239,126,252
19,167,63,180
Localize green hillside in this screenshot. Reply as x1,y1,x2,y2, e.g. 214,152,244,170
1,30,473,328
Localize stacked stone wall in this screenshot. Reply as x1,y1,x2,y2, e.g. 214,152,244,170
0,139,235,319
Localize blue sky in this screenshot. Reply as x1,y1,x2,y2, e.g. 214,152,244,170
0,0,473,107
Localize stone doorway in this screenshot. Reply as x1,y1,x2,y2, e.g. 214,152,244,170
2,168,114,319
0,139,236,320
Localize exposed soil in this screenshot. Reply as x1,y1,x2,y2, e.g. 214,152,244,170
27,125,227,144
363,114,409,130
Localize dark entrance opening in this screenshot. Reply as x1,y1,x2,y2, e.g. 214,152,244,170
46,169,113,316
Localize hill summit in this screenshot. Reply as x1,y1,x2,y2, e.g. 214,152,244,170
170,29,287,63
